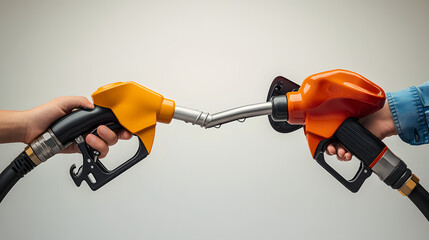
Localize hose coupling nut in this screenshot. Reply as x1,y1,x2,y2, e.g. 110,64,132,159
398,174,420,196
29,129,64,162
25,146,42,166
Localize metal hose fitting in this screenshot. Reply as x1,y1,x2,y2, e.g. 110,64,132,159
29,129,65,162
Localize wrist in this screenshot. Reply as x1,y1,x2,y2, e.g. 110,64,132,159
359,100,397,140
382,101,398,138
375,100,397,138
372,100,397,139
0,110,29,143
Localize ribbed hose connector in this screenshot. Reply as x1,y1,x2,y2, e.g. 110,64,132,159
0,151,36,202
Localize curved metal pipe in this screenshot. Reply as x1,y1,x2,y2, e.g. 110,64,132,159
173,101,273,128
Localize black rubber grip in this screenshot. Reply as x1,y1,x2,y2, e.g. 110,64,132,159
408,183,429,221
50,105,118,145
0,151,36,202
334,118,386,167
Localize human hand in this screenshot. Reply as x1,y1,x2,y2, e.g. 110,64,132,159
23,96,132,158
325,100,397,161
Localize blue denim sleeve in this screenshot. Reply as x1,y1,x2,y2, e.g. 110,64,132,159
387,82,429,145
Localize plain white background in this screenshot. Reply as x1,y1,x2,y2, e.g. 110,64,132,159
0,0,428,239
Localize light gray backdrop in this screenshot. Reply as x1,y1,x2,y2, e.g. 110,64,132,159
1,0,428,239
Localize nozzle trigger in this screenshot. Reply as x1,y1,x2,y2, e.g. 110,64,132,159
314,149,372,193
70,125,148,191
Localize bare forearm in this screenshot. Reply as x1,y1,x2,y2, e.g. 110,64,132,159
0,110,28,143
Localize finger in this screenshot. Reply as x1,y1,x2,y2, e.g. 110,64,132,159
344,152,353,161
53,96,94,114
117,129,133,140
86,134,109,158
97,125,118,146
336,147,347,161
326,144,337,156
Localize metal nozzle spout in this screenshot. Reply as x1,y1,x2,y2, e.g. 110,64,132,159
172,101,273,128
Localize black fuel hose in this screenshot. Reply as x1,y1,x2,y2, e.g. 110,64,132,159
408,183,429,221
0,151,35,203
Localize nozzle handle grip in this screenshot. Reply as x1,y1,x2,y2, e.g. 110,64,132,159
48,105,149,191
50,105,119,145
334,118,386,167
314,118,386,192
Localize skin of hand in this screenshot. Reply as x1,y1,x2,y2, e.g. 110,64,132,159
325,100,397,161
0,96,132,159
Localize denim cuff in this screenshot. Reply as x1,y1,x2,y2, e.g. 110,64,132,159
387,86,429,145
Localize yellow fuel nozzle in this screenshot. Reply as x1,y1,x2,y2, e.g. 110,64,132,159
92,81,175,153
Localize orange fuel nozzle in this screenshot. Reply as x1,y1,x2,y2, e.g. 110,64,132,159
286,69,386,157
267,70,390,193
92,82,175,153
